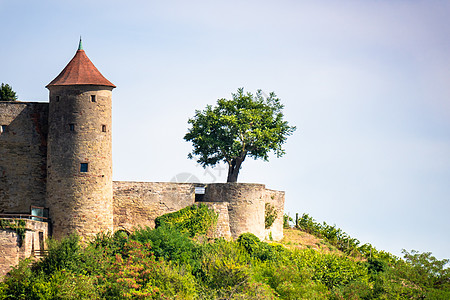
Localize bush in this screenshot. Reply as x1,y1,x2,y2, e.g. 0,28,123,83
198,239,275,299
238,233,288,262
34,234,82,275
99,240,197,299
293,249,370,289
130,225,199,267
155,204,218,237
255,261,329,299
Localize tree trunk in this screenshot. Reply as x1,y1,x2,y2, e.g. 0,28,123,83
226,154,246,182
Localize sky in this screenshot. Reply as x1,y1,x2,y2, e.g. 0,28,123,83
1,0,449,260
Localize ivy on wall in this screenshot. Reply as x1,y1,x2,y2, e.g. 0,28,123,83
155,204,218,237
0,219,27,247
265,203,278,229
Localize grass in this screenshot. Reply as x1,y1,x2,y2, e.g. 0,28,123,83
278,228,341,254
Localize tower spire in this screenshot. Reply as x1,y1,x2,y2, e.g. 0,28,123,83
78,36,83,51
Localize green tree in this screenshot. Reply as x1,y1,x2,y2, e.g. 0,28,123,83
0,83,18,101
184,88,296,182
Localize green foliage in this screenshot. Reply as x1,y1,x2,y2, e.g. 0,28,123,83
283,214,293,229
154,204,218,237
184,87,296,182
34,234,82,275
265,203,278,229
293,249,370,289
0,83,17,101
255,262,329,299
130,225,199,267
296,213,397,262
198,238,276,299
370,250,450,299
0,219,27,247
1,214,449,299
238,233,288,262
99,240,197,299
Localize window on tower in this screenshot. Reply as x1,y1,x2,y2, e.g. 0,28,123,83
91,95,96,102
69,124,75,131
80,163,88,172
102,125,106,132
56,96,60,102
0,125,7,134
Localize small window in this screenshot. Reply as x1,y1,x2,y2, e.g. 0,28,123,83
56,96,60,102
80,163,88,172
91,95,96,102
69,124,75,131
0,125,7,133
102,125,106,132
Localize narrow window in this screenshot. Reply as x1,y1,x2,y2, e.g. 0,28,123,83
56,96,60,102
102,125,106,132
0,125,7,133
80,163,88,172
69,124,75,131
91,95,96,102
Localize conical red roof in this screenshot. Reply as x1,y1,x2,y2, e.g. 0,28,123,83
47,48,115,88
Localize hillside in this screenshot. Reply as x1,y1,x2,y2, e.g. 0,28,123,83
280,228,340,254
0,206,449,299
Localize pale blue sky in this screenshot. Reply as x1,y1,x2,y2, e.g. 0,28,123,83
1,0,449,260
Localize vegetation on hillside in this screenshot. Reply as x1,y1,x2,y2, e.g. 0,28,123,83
1,208,449,299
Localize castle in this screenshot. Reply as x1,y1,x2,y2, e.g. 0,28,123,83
0,41,285,276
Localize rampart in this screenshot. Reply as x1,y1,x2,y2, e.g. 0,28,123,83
0,102,48,213
0,219,49,278
113,182,284,241
204,183,267,239
113,181,195,232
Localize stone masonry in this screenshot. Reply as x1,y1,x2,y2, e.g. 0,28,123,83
0,41,286,278
0,102,48,213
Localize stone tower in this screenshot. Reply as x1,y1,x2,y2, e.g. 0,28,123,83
46,40,115,239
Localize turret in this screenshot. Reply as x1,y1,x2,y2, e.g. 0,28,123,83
46,39,115,239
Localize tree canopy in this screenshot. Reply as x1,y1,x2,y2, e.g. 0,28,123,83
0,83,17,101
184,88,296,182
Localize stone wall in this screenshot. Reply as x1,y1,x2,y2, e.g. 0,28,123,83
204,183,267,240
0,219,49,278
200,202,232,239
0,102,48,213
264,189,285,241
113,181,195,232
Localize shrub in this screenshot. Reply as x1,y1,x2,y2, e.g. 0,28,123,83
283,214,293,228
34,234,82,275
255,261,329,299
99,240,197,299
130,225,199,267
238,233,288,262
155,204,218,237
293,249,370,289
198,239,275,299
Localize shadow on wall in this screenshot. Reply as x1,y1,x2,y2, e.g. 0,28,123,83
0,102,48,213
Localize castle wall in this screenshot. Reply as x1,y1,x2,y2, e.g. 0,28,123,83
113,181,195,232
200,202,232,239
264,189,285,241
0,102,48,213
204,183,267,240
0,219,49,278
46,86,114,239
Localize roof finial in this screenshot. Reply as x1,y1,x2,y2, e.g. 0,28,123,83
78,36,83,51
